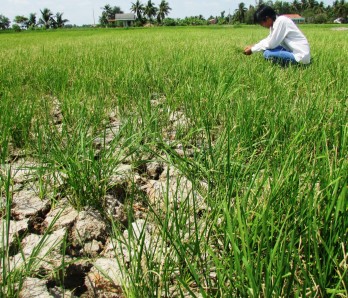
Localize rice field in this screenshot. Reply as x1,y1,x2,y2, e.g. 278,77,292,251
0,24,347,297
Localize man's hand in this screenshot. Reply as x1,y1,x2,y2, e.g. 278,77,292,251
244,46,253,55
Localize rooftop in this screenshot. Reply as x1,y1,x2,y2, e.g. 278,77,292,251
115,13,136,21
282,14,305,19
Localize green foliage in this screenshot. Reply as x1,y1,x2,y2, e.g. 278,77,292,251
39,8,54,29
13,15,28,29
53,12,69,28
11,24,21,32
232,0,348,24
99,5,124,26
0,14,11,29
157,0,171,24
177,16,208,26
312,13,329,23
162,17,176,26
144,0,158,21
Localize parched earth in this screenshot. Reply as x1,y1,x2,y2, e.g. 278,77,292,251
0,98,209,297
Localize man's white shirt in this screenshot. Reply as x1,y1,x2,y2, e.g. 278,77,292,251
251,16,311,64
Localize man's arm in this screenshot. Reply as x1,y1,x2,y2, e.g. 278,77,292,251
251,36,272,52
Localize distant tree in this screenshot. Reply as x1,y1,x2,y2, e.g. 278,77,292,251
292,0,302,12
333,0,348,17
314,1,326,13
226,13,233,24
102,4,113,17
256,0,265,6
111,6,124,16
100,4,112,25
27,13,37,28
273,1,294,14
39,8,54,29
273,1,282,13
234,2,247,23
14,15,28,29
162,17,176,26
245,5,256,24
313,12,328,22
307,0,319,10
301,0,309,10
180,16,207,26
100,4,123,26
144,0,158,22
0,14,11,29
131,0,145,21
54,12,69,28
217,11,227,24
12,24,21,32
157,0,171,23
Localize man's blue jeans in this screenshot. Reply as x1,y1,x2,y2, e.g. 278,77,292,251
263,46,297,66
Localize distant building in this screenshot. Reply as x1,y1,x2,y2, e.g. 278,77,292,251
108,13,136,27
282,14,306,24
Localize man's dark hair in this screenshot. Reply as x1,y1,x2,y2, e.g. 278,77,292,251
254,5,277,24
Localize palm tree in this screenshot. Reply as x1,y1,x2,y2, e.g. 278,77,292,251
307,0,319,9
131,0,145,21
157,0,171,23
0,15,11,29
27,13,37,28
144,0,158,22
100,4,113,25
235,2,247,23
39,8,53,29
314,1,326,13
55,12,69,28
245,5,256,24
300,0,309,11
102,4,113,17
292,0,301,13
100,5,123,26
334,0,348,17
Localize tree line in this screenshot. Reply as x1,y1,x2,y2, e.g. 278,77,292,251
0,0,347,30
100,0,171,26
0,0,171,30
0,8,68,30
231,0,348,24
175,0,347,26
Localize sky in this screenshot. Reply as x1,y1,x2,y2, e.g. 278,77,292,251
2,0,335,26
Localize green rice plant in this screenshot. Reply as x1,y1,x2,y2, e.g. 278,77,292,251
0,168,17,297
37,112,139,211
0,24,347,296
